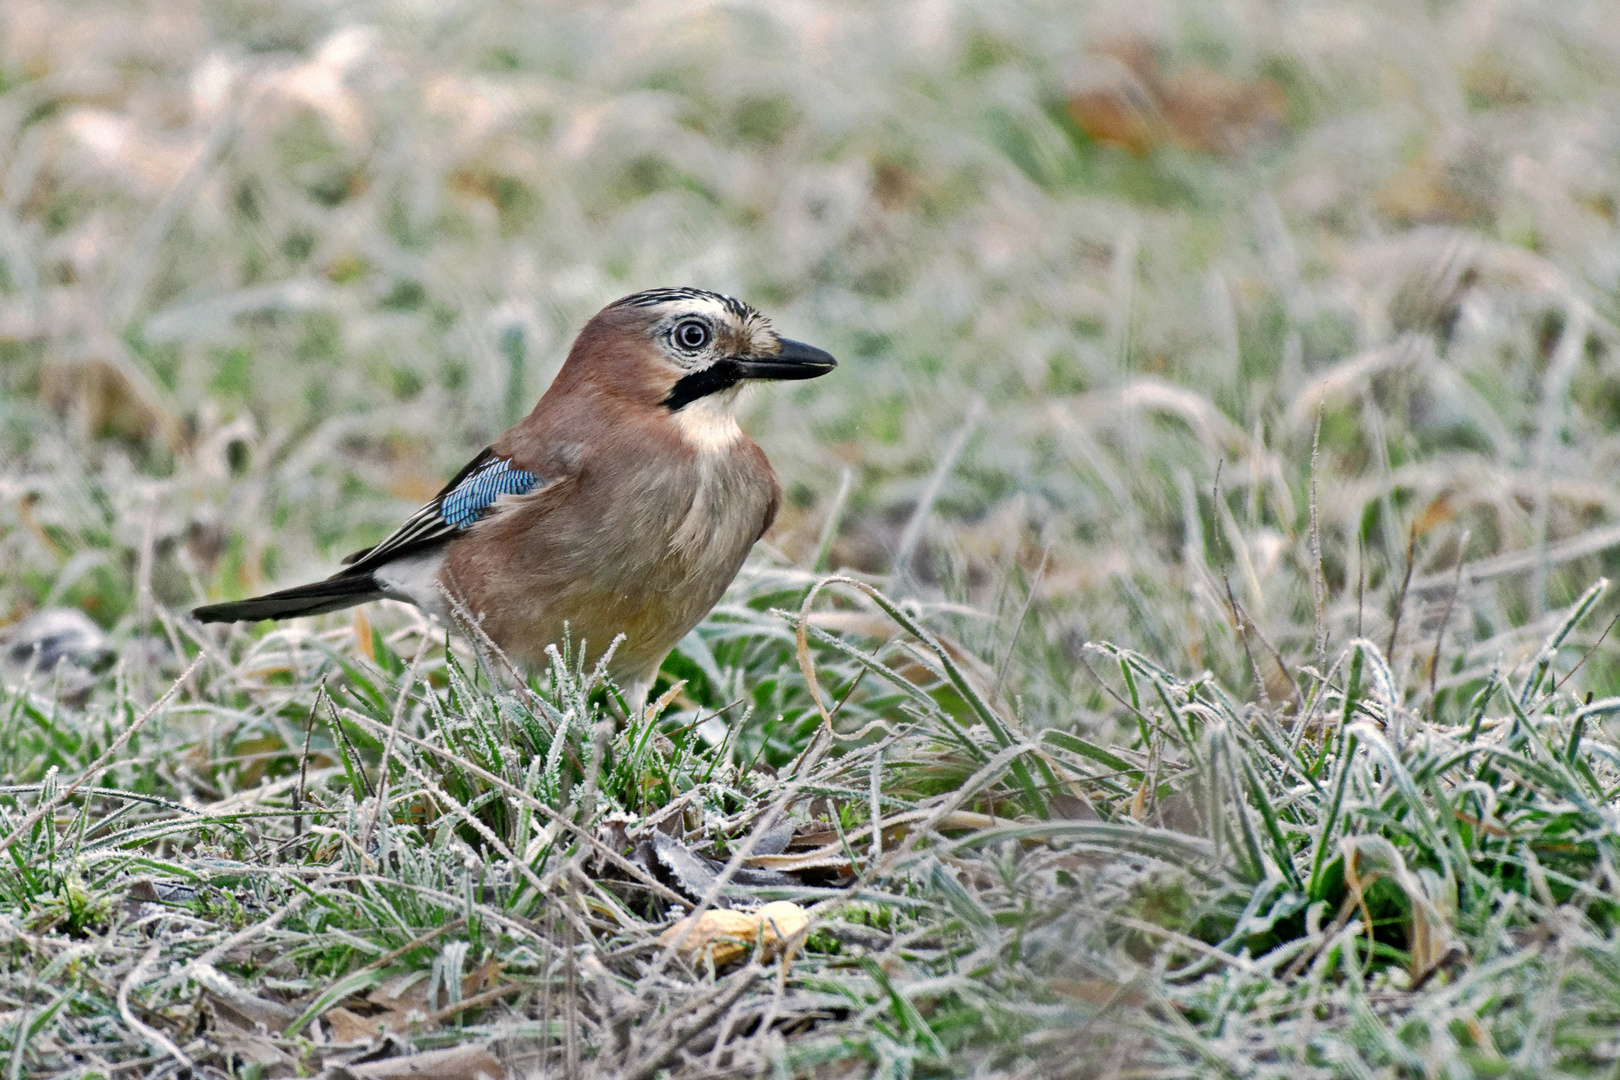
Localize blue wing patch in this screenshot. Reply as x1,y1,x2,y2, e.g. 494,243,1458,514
439,458,541,528
338,448,545,571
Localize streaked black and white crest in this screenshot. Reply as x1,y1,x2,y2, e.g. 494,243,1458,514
611,287,757,322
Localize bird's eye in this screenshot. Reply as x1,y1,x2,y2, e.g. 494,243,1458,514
674,320,710,351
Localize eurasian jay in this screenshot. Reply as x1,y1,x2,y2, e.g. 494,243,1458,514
193,288,836,708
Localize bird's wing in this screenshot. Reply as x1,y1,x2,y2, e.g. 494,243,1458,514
337,447,545,574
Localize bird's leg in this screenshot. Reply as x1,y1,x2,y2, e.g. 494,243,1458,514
623,678,652,720
598,676,650,726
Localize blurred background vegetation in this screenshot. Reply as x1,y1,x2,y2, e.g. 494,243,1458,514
5,0,1620,715
6,0,1620,1074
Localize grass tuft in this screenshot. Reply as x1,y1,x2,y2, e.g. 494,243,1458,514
7,0,1620,1075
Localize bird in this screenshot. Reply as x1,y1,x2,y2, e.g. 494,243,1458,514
193,287,836,710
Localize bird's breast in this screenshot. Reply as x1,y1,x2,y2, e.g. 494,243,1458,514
438,436,777,679
488,439,775,588
667,447,773,564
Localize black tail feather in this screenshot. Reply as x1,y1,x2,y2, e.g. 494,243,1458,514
192,573,382,623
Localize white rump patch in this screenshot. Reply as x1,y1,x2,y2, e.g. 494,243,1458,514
374,549,450,621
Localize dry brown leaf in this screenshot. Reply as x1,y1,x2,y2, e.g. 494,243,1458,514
324,1005,380,1044
343,1043,506,1080
213,1030,292,1071
324,956,503,1039
1377,151,1490,225
200,981,302,1071
1050,978,1146,1008
1129,780,1149,822
204,989,299,1036
1412,494,1457,538
1067,38,1284,157
205,995,299,1070
354,608,375,661
746,809,998,872
1159,65,1286,155
658,901,810,967
742,848,856,874
37,352,180,451
1066,41,1164,155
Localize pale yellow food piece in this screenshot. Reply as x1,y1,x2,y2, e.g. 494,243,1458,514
659,901,811,966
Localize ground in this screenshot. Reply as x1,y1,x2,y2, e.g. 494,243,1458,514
4,1,1620,1077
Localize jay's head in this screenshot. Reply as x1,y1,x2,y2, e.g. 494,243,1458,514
564,288,836,428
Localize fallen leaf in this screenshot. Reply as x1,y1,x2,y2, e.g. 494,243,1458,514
1159,64,1285,155
205,988,300,1036
325,1005,380,1044
651,831,720,899
214,1029,293,1071
343,1043,505,1079
354,608,375,661
1047,793,1100,821
1412,494,1456,538
323,956,503,1039
1051,978,1146,1008
200,976,301,1072
746,810,998,872
1377,151,1490,225
1067,37,1284,157
38,350,181,451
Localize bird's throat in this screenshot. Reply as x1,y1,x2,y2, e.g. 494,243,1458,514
670,387,745,452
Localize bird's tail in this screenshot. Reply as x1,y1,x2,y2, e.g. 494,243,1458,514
192,573,383,624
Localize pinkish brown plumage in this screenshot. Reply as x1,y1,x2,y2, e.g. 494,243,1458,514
195,288,835,709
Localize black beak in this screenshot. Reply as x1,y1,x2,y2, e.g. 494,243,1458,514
663,338,837,410
734,338,837,381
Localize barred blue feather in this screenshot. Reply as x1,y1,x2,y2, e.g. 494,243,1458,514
324,447,546,574
194,450,545,623
440,458,541,528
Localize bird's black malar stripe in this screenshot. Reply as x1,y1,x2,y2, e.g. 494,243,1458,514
663,359,744,411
